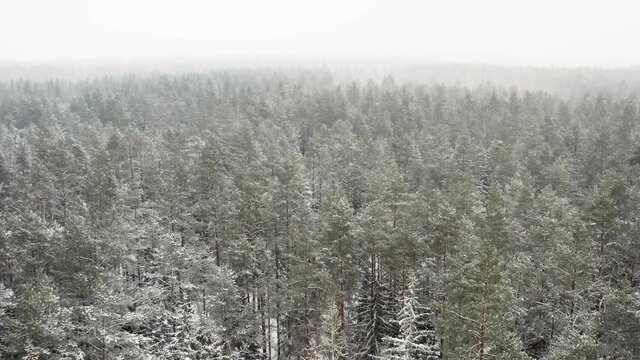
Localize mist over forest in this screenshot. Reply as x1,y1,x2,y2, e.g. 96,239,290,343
0,61,640,360
2,59,640,97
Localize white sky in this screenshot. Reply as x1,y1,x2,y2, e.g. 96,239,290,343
0,0,639,66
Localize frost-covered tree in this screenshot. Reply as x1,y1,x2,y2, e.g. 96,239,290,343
380,278,441,359
1,68,640,359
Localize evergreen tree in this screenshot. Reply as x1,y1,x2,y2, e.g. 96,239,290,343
8,273,82,359
381,277,441,359
0,68,639,359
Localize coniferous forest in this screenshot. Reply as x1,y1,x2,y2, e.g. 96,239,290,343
1,68,640,359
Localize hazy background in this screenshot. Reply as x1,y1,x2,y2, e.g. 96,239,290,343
1,0,639,67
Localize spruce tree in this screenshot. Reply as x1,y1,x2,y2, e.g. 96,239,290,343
381,278,441,359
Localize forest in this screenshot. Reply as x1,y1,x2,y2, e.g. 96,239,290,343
0,67,639,359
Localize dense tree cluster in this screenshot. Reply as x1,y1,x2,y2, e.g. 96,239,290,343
0,69,639,359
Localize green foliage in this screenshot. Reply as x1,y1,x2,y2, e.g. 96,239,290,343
0,69,639,359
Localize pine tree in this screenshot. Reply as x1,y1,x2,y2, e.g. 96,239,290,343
440,185,527,360
8,273,81,359
0,283,16,356
0,151,10,208
319,188,357,350
85,149,118,227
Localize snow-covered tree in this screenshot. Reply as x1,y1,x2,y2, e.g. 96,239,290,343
380,278,441,359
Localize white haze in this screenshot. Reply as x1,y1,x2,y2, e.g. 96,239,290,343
1,0,639,67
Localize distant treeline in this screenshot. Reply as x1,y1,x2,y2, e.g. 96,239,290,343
1,59,640,98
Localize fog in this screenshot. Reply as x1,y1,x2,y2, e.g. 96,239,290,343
4,2,640,359
1,0,639,67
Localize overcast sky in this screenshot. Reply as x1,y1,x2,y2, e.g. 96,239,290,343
1,0,638,67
